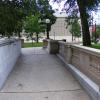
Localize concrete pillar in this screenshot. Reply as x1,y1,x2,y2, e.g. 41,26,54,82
48,40,59,54
66,44,72,63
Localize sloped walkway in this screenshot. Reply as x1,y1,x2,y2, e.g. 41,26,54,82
0,47,91,100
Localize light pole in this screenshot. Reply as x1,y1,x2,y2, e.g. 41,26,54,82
46,19,50,39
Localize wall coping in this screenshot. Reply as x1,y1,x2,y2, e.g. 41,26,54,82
71,44,100,58
58,41,100,57
0,38,19,47
59,41,72,47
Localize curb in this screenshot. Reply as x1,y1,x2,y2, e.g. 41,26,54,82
57,54,100,100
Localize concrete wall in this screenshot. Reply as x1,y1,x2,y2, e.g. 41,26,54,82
48,40,100,100
0,39,21,89
58,42,100,85
58,41,100,100
47,40,59,54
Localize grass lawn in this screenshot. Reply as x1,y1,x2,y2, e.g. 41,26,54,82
91,43,100,49
22,42,43,48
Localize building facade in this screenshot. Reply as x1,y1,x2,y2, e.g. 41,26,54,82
49,17,73,42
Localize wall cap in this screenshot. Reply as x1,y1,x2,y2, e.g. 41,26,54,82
71,44,100,57
0,38,20,47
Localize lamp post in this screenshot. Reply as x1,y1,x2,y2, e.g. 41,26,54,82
46,19,50,39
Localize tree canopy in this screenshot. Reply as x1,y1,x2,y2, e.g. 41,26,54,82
24,14,45,34
37,0,56,38
0,0,56,38
66,17,81,39
24,14,46,43
53,0,100,46
23,0,56,39
0,0,25,37
96,25,100,35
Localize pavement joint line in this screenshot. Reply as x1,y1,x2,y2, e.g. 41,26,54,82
0,89,82,94
19,62,60,65
22,54,48,56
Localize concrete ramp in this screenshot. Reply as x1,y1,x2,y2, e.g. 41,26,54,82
0,47,91,100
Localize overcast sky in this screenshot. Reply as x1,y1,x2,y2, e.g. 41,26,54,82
92,11,100,25
49,0,100,24
49,0,67,17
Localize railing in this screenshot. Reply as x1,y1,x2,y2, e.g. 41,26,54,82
59,42,100,85
59,42,72,63
0,39,21,89
48,40,100,100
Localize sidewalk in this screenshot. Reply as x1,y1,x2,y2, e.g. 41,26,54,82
0,47,91,100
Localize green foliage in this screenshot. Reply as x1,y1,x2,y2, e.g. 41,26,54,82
53,0,100,46
24,14,46,33
22,42,43,48
66,16,81,38
90,43,100,49
0,0,56,38
70,20,81,38
96,25,100,35
24,14,46,43
38,0,56,34
0,0,25,37
23,0,56,39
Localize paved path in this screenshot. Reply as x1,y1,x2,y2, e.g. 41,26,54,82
0,48,91,100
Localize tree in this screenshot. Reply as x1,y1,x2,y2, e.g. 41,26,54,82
14,21,23,38
96,25,100,35
66,12,81,41
24,14,46,43
22,0,56,39
0,0,25,38
37,0,56,39
53,0,100,46
69,19,81,41
0,0,56,39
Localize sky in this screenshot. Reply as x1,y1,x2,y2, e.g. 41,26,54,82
49,0,100,25
92,10,100,25
49,0,67,17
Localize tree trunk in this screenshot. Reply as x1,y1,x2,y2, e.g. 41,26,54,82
18,32,21,38
47,31,49,39
31,37,33,46
72,32,74,42
31,33,33,46
47,24,49,39
77,0,91,46
1,33,3,37
36,32,39,43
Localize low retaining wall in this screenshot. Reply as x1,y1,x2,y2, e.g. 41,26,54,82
59,42,100,85
0,39,21,89
48,40,100,100
58,41,100,100
47,40,59,54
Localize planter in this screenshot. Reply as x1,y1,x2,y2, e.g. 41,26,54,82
43,39,48,48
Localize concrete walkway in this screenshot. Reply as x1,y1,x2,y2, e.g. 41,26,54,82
0,47,91,100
